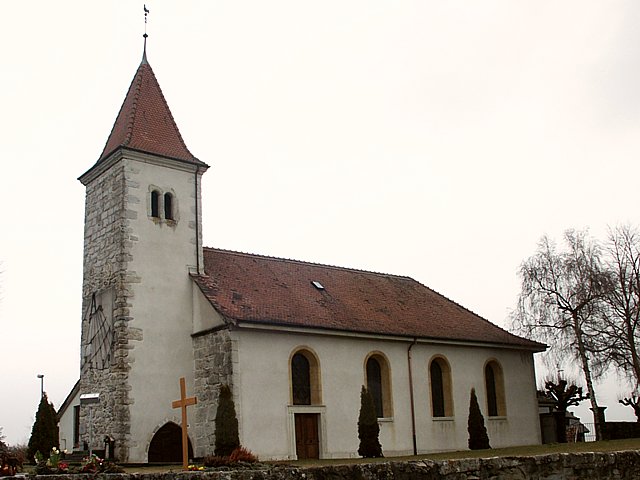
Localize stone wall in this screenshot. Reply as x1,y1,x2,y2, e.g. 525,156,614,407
26,450,640,479
79,157,138,462
192,329,234,457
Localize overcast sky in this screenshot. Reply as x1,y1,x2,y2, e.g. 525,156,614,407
2,1,640,445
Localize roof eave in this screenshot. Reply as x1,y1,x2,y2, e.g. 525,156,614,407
79,146,209,185
231,318,548,352
56,379,80,419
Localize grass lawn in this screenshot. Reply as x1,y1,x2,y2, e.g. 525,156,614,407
121,438,640,473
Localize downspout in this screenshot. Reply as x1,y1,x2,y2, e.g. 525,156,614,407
407,337,418,456
194,167,201,273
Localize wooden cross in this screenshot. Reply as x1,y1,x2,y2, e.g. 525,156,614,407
172,377,197,470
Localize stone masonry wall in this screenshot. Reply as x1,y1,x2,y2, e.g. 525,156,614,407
80,159,139,462
192,329,234,457
27,450,640,479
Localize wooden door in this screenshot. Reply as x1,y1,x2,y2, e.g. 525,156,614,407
294,413,320,459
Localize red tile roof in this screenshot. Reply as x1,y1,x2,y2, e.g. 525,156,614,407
95,56,206,166
192,248,545,350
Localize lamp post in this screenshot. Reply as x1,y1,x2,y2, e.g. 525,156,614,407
37,374,44,398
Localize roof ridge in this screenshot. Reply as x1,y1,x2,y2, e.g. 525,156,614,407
203,246,413,280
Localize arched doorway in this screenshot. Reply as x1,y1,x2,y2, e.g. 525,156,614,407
148,422,193,463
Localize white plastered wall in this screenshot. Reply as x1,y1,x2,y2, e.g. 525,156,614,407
233,328,541,460
58,389,81,452
122,157,201,462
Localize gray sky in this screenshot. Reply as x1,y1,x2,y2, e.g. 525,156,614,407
2,1,640,445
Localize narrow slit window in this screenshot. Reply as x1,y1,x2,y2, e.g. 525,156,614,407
164,192,173,220
151,190,160,218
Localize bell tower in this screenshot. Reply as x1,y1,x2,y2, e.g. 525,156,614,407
77,44,208,461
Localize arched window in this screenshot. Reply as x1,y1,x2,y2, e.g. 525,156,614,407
292,353,311,405
367,357,383,417
429,356,453,417
290,348,321,405
151,190,160,218
365,353,392,418
485,360,506,416
164,192,174,220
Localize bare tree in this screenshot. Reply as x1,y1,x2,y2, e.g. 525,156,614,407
512,230,609,439
543,376,590,414
541,376,589,442
619,395,640,422
593,225,640,387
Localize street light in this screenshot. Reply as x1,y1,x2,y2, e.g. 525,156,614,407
37,374,44,398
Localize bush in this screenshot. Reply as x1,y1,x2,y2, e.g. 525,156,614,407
1,437,22,476
203,454,230,468
8,445,27,469
27,394,59,462
357,386,383,458
214,384,240,457
468,388,491,450
203,447,257,468
229,446,258,463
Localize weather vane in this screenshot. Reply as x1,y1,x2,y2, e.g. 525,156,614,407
144,4,150,39
143,4,150,57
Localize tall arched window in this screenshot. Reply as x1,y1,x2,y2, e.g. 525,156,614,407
367,357,383,417
292,353,311,405
151,190,160,218
365,353,392,418
429,356,453,417
485,360,506,416
290,348,321,405
164,192,174,220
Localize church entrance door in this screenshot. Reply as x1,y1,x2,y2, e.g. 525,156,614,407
294,413,320,459
148,422,193,463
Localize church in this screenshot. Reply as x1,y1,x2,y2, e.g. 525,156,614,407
57,42,545,463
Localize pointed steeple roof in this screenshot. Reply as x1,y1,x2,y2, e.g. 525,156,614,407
96,53,206,167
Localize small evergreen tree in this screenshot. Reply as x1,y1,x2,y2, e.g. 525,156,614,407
214,384,240,457
357,386,383,458
27,394,59,461
467,388,490,450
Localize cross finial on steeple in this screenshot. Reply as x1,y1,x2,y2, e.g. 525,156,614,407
142,4,150,64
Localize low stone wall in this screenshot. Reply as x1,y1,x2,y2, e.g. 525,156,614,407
22,450,640,480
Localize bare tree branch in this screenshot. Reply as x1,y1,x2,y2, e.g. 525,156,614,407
511,229,609,439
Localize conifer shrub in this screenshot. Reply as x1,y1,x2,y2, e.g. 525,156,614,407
214,384,240,457
357,386,383,458
27,394,59,462
467,388,491,450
